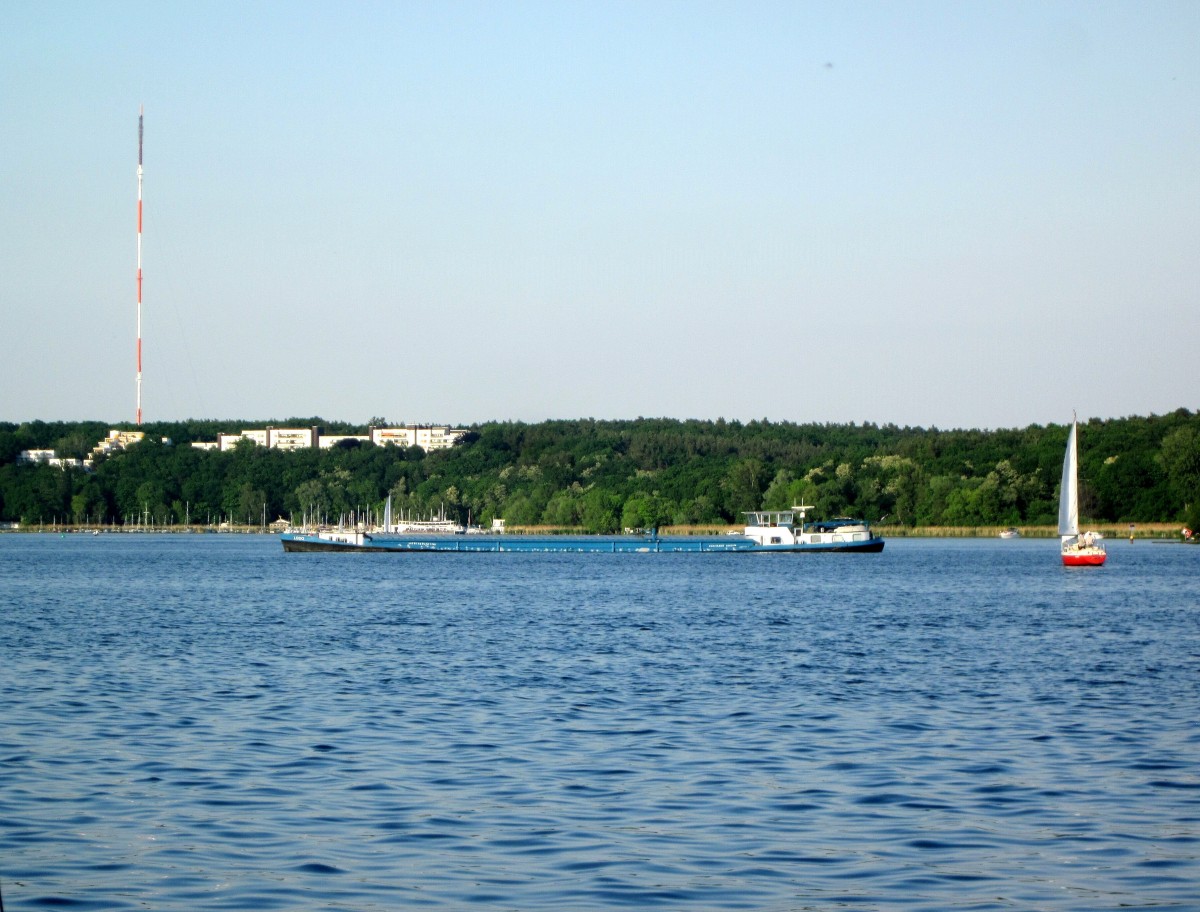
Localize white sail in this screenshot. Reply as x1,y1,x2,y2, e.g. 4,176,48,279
1058,420,1079,538
383,494,392,533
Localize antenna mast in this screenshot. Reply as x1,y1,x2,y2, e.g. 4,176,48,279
136,106,144,425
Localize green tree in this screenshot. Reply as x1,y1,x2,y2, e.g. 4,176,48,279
135,480,169,524
501,492,542,526
673,495,721,525
70,485,106,525
226,482,267,526
0,431,22,466
621,493,671,531
1160,427,1200,518
543,488,581,526
761,469,796,510
722,458,767,518
580,489,621,534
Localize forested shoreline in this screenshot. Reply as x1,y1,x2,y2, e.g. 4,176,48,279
2,412,1198,532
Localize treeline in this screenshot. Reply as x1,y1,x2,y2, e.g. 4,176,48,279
1,412,1198,532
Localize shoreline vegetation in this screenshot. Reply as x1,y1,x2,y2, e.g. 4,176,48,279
2,412,1198,534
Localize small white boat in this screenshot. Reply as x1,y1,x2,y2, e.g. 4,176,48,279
999,528,1020,539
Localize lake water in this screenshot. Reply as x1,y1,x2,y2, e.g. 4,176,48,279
1,534,1198,910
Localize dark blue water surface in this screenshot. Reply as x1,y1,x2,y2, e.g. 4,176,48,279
1,534,1198,910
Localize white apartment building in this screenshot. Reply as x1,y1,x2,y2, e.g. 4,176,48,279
369,425,467,451
216,426,320,451
20,449,90,471
91,430,147,459
17,449,58,464
270,428,319,450
194,424,467,453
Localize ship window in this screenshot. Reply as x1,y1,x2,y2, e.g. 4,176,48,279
771,536,781,544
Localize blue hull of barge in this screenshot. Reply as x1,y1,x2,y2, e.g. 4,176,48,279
280,533,884,554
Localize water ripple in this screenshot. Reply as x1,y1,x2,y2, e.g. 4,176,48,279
2,535,1199,909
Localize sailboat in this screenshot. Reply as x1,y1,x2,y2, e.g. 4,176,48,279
1059,416,1106,566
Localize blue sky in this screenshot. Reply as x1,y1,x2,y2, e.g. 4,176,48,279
2,1,1197,429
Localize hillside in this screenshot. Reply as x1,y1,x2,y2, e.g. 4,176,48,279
2,412,1198,531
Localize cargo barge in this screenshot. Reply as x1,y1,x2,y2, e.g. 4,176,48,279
280,508,884,554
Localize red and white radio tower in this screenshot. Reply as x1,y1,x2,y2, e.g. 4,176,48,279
136,106,144,425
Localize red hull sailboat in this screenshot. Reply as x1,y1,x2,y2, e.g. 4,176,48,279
1059,416,1106,567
